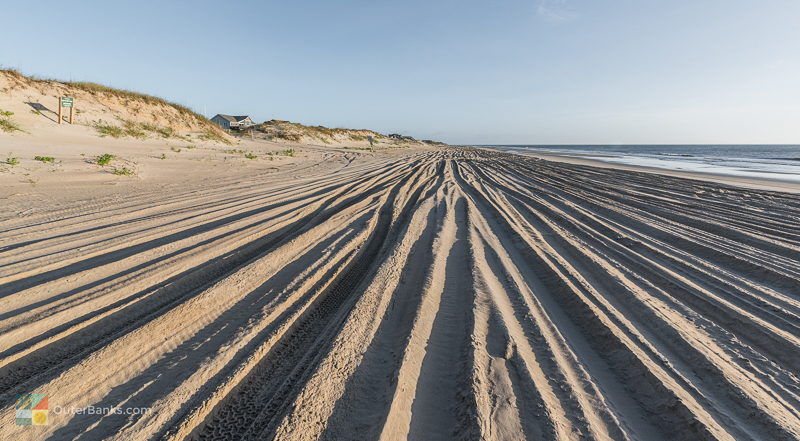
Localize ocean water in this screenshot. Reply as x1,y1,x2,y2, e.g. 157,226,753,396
484,145,800,183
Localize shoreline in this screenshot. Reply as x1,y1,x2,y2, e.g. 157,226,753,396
481,147,800,194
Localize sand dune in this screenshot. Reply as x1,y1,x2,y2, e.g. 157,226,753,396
1,147,798,440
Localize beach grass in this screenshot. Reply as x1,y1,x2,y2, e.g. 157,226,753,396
112,167,134,176
96,154,115,166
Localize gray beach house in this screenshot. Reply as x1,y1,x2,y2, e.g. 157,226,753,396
211,114,255,130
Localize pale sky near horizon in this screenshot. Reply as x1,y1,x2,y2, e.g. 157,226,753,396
3,0,799,144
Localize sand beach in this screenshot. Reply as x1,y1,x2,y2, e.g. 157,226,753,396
1,62,799,440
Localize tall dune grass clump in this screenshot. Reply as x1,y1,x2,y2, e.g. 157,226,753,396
122,120,147,139
93,121,124,138
0,109,21,133
0,118,21,133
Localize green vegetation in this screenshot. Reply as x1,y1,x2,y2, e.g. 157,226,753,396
1,69,230,143
244,152,257,160
3,69,215,128
250,119,444,147
66,81,203,121
96,154,115,166
160,153,167,160
198,129,232,145
0,109,21,133
34,156,55,163
30,109,42,115
139,122,177,138
171,147,181,153
258,149,299,158
254,120,393,145
93,119,185,140
0,118,20,133
121,120,146,139
5,157,19,166
1,68,204,125
224,149,247,154
93,121,124,138
184,144,197,149
112,167,134,176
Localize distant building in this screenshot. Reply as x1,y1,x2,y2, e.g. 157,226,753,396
211,114,255,130
389,133,415,142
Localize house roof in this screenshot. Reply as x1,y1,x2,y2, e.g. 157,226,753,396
214,114,251,123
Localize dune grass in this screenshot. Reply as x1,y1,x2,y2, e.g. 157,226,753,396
93,119,184,140
0,109,21,133
2,68,207,125
112,167,134,176
253,120,395,145
139,122,177,138
96,154,115,166
2,69,230,143
122,120,147,139
0,118,21,133
198,129,232,145
93,121,124,138
5,157,19,165
34,156,55,163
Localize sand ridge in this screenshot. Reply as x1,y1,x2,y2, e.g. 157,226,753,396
0,147,798,440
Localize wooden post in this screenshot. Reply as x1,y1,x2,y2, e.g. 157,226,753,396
58,97,62,124
69,106,74,124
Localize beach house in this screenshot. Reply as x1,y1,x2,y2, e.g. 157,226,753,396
211,114,255,130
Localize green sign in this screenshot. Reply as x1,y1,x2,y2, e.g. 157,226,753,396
61,97,73,108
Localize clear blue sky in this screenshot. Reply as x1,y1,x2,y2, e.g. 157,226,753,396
3,0,799,144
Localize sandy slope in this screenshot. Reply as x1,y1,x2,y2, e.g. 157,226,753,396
0,146,798,441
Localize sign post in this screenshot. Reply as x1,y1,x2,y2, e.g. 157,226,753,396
59,97,74,124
